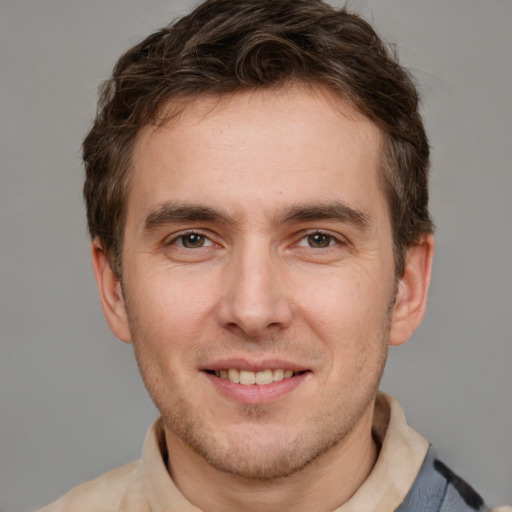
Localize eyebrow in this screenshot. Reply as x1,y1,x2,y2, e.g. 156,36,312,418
274,201,370,230
144,202,235,233
143,200,370,233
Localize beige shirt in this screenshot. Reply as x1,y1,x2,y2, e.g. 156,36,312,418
36,394,508,512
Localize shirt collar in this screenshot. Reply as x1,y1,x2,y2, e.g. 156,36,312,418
140,392,429,512
333,393,429,511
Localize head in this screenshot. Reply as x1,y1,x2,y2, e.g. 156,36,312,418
86,0,435,489
84,0,433,279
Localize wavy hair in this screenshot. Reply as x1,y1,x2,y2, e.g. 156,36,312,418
83,0,433,276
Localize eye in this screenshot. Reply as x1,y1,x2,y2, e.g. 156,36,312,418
173,232,213,248
298,232,338,248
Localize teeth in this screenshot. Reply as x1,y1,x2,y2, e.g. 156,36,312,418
228,368,240,384
214,368,298,385
255,369,273,385
239,370,256,385
272,369,284,382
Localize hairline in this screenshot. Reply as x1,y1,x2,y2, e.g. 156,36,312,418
109,83,415,278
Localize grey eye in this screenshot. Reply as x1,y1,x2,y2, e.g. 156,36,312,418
307,233,333,248
180,233,207,248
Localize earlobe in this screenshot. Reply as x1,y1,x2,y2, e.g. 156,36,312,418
91,239,132,343
389,234,435,347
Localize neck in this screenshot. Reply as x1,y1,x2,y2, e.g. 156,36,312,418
164,403,379,512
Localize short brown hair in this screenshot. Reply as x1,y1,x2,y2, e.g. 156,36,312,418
83,0,433,277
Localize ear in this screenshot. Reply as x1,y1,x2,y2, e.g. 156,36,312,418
91,238,132,343
389,234,434,346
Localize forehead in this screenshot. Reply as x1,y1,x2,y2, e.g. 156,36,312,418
128,86,386,227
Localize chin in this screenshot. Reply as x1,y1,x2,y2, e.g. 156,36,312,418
190,431,332,480
164,405,360,481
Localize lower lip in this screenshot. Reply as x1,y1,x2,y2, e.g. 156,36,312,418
204,372,309,404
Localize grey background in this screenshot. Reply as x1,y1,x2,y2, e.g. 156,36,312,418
1,0,511,510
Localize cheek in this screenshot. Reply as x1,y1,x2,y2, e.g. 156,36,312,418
127,268,233,390
133,261,217,315
124,267,215,355
294,268,394,348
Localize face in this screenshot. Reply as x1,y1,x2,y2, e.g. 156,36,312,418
97,86,423,480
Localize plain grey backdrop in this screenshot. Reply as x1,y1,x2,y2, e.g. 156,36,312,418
1,0,511,510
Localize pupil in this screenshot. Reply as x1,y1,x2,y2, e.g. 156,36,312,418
184,234,203,247
309,233,330,248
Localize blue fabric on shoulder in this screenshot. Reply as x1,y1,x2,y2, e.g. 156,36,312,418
396,447,488,512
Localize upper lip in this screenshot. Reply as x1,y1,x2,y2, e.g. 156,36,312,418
202,358,310,373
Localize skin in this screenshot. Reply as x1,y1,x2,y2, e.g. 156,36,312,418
93,86,434,512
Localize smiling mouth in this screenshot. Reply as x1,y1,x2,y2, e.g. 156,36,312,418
206,368,305,385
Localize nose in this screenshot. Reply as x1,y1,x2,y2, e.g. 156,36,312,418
216,240,293,338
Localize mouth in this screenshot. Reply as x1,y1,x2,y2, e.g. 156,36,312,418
205,368,305,386
203,364,310,404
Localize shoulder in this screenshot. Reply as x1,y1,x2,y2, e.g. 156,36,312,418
433,459,511,512
36,460,149,512
398,447,511,512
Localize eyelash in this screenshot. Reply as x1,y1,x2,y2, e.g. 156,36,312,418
165,231,215,249
296,231,344,249
165,230,344,250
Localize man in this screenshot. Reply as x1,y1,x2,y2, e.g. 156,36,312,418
37,0,510,511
